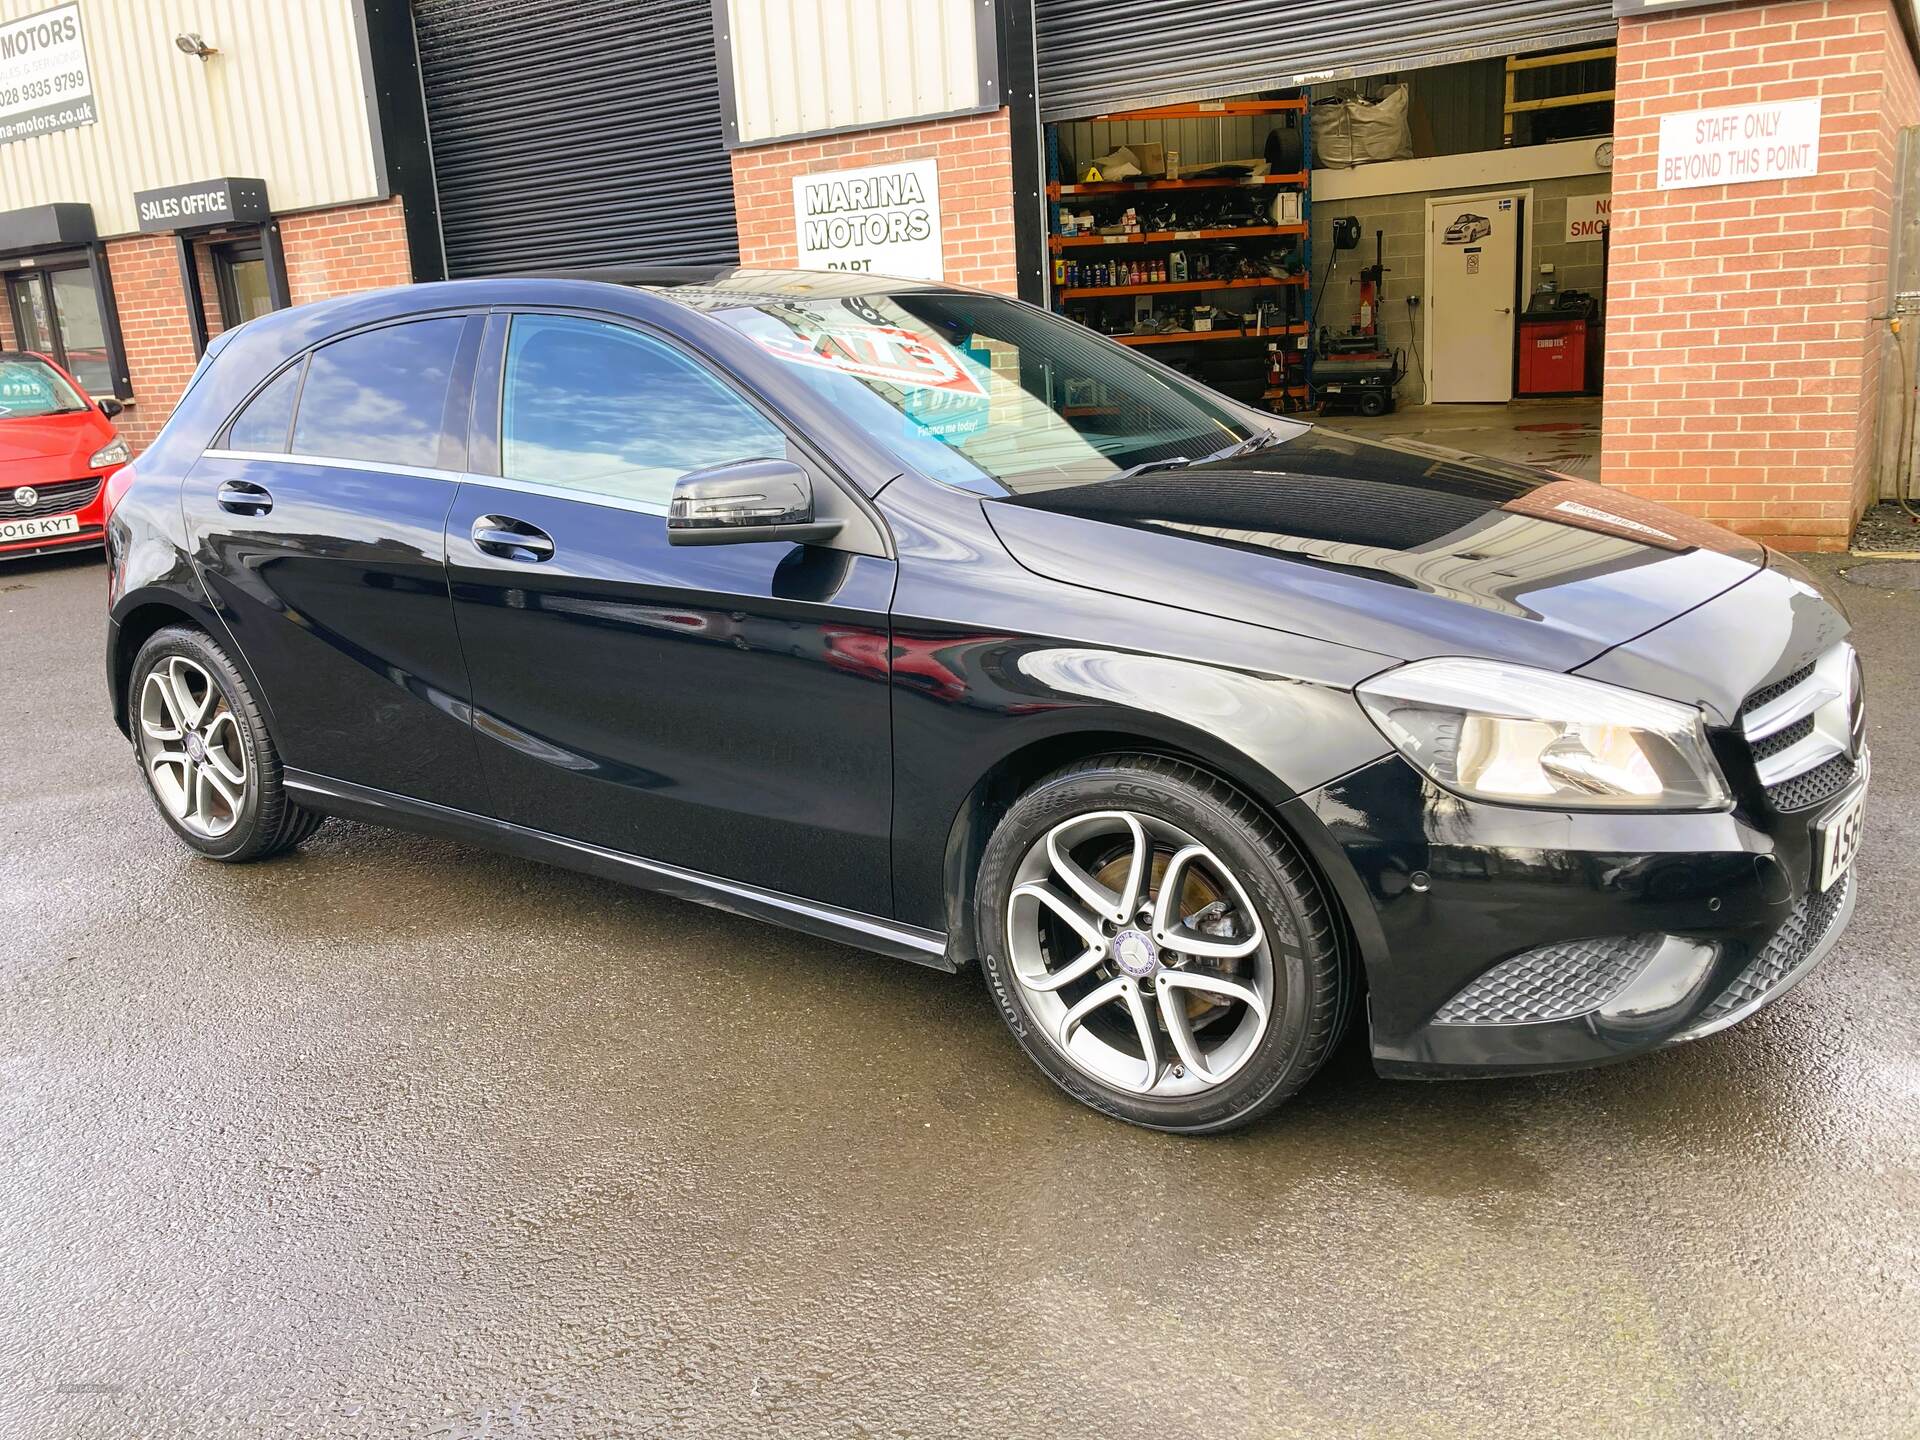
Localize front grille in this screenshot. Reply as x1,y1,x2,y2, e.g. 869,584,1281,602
1751,712,1812,761
1434,933,1663,1025
1735,644,1861,811
1689,870,1852,1028
1740,661,1814,717
1769,753,1858,812
0,477,101,518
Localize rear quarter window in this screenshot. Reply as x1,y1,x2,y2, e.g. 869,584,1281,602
225,359,304,453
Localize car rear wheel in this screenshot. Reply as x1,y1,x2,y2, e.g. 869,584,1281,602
976,755,1351,1133
130,625,324,862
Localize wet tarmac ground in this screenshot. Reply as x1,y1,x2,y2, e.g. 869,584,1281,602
3,550,1916,1439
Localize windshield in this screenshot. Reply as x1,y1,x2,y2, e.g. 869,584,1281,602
0,355,89,420
707,290,1278,495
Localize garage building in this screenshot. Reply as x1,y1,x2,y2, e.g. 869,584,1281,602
1,0,1913,551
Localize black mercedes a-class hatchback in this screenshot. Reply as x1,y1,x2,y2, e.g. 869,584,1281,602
104,269,1868,1132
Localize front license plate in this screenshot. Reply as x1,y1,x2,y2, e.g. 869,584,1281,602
1813,781,1867,892
0,512,80,543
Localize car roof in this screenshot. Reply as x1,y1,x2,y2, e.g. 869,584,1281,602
149,267,958,498
541,264,958,312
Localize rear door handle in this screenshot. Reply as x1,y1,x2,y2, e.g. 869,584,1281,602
216,479,272,516
471,515,554,562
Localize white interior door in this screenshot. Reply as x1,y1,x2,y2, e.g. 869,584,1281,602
1426,192,1524,403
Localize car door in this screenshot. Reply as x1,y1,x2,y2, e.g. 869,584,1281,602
186,314,491,812
444,311,897,915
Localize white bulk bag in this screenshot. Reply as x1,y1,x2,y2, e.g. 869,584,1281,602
1314,85,1413,168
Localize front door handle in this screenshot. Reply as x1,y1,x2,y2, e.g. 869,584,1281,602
216,479,272,516
471,515,554,563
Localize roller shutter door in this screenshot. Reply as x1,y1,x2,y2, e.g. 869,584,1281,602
414,0,739,276
1034,0,1616,121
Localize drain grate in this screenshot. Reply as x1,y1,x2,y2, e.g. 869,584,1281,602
1840,560,1920,590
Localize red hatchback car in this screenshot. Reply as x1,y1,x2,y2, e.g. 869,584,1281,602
0,350,130,562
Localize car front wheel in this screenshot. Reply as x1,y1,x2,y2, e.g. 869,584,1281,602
130,625,324,862
976,755,1352,1133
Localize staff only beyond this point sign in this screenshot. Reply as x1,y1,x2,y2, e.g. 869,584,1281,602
1657,98,1821,191
792,157,944,281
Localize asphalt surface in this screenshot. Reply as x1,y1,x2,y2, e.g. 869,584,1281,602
3,548,1917,1440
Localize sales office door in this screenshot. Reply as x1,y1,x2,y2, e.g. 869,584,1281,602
1427,192,1525,403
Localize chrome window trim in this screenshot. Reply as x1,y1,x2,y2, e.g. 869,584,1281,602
200,448,673,519
452,470,672,519
203,448,460,483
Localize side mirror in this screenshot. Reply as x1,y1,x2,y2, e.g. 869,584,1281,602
99,397,124,418
667,457,844,547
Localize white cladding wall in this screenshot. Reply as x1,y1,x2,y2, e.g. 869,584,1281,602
724,0,990,145
0,0,381,237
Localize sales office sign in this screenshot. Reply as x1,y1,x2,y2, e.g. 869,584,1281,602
134,177,271,232
793,158,944,281
0,3,98,148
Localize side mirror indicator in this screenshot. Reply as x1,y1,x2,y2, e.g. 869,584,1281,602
667,457,844,547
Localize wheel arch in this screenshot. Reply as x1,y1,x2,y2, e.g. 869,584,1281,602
109,590,272,740
938,727,1370,981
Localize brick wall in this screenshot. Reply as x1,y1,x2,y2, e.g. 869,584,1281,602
106,196,412,453
277,198,413,306
730,109,1018,293
1602,0,1920,551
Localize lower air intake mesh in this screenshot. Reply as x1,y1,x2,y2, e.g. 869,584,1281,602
1433,933,1664,1025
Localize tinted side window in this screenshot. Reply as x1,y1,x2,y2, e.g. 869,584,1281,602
501,314,785,506
291,318,465,468
226,359,303,453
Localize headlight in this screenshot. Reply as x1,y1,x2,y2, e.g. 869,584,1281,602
90,437,131,468
1355,658,1730,811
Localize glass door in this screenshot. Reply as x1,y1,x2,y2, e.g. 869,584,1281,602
212,242,273,328
6,271,56,353
5,264,113,395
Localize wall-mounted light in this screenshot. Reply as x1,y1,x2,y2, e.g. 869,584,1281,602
173,32,218,59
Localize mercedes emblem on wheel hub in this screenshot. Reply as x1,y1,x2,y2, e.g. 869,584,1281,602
184,731,208,765
1111,927,1160,980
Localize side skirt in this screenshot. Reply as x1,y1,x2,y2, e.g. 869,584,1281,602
283,769,955,971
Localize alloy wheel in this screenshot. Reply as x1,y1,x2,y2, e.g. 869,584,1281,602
139,656,250,839
1005,809,1282,1098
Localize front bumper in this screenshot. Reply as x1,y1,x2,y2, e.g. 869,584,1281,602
0,525,105,561
0,470,110,562
1291,749,1866,1078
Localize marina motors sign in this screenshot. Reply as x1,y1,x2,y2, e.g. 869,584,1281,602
0,3,97,147
1657,98,1821,190
792,157,944,281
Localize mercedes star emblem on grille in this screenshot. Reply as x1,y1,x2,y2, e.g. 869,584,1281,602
12,486,37,508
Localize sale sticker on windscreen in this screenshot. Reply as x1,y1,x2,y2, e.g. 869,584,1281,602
0,364,58,417
754,323,987,397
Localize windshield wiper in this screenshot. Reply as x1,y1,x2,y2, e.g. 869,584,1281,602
1103,427,1288,484
1107,454,1195,482
1210,428,1287,461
